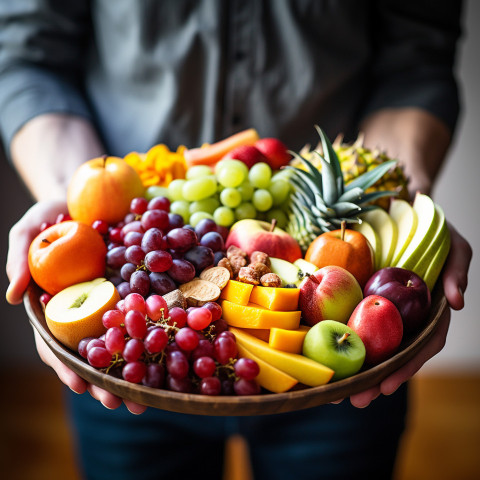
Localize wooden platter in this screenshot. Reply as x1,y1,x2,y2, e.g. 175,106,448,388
24,283,447,416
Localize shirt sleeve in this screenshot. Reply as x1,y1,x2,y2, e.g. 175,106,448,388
0,1,93,154
360,0,463,133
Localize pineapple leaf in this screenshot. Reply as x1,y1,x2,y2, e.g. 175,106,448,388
332,202,361,217
357,190,399,206
315,126,344,195
337,187,364,203
319,155,338,206
344,159,397,192
285,164,324,200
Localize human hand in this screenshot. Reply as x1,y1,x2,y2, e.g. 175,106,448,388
6,201,147,414
340,224,472,408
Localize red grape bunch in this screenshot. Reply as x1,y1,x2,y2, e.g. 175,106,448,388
78,292,260,396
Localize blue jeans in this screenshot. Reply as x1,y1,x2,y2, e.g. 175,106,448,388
66,383,408,480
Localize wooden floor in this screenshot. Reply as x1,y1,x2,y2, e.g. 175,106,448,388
1,368,479,480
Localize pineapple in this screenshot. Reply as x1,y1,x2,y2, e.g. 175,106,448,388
297,133,410,210
286,127,399,252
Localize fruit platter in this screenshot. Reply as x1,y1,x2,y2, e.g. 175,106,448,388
24,126,450,416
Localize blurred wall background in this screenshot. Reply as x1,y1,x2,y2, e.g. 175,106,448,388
0,1,479,373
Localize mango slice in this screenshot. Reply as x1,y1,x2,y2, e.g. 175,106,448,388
236,343,298,393
221,300,301,330
269,326,310,354
230,327,334,387
241,328,271,342
219,280,254,306
249,286,300,311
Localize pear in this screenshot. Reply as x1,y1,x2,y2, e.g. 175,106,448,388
269,257,302,286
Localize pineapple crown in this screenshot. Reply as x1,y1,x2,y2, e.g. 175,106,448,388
285,126,399,231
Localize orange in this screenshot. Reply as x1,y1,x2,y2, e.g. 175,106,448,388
305,227,374,288
28,221,107,295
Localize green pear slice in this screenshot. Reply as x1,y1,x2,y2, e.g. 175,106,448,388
269,257,302,286
359,208,398,268
412,204,448,278
423,229,451,291
395,193,439,271
293,258,319,276
352,219,382,270
389,199,418,265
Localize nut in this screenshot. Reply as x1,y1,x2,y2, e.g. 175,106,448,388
237,266,261,285
199,266,231,289
249,261,271,278
260,273,282,288
229,255,247,277
227,245,247,259
250,251,270,267
217,257,234,278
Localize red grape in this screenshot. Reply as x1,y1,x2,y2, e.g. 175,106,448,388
145,294,169,321
122,338,145,362
122,361,147,383
166,374,192,393
87,346,112,368
109,227,124,244
92,219,109,235
193,356,216,378
234,378,261,396
102,309,126,330
120,263,137,281
187,308,212,330
210,318,229,336
129,270,150,297
199,231,224,252
234,357,260,380
149,272,177,295
213,251,227,266
183,245,214,274
105,327,126,355
148,196,170,212
167,259,196,284
142,363,165,388
141,209,169,231
125,310,148,339
122,220,144,236
106,246,127,269
39,292,53,307
200,376,222,395
167,307,188,327
167,213,184,230
141,227,165,253
214,335,237,364
86,338,105,354
175,327,199,351
191,339,215,361
194,218,218,239
130,197,148,215
117,282,132,298
166,227,197,252
124,231,143,247
202,302,222,322
125,245,146,264
144,327,168,354
124,293,146,314
166,350,189,379
216,225,230,242
78,337,96,358
116,299,126,313
144,250,173,272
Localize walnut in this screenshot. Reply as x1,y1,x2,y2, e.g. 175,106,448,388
250,251,270,268
217,257,234,279
227,245,247,259
249,261,271,278
228,255,247,277
260,273,282,288
237,266,261,285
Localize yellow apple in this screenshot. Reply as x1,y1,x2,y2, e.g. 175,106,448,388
389,199,418,266
359,208,398,268
423,231,451,291
45,278,120,350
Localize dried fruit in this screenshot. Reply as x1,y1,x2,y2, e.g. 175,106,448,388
179,279,221,307
199,266,231,289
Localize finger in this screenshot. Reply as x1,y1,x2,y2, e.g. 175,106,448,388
87,384,123,410
34,331,88,394
442,224,472,310
349,386,381,408
330,398,345,405
123,400,148,415
380,309,451,396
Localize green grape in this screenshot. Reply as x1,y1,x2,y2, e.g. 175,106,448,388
269,179,290,206
235,202,257,220
237,181,254,201
266,209,288,229
271,169,293,182
186,165,213,179
220,188,242,208
217,165,246,188
214,158,248,177
168,179,187,202
213,206,235,227
145,185,170,200
248,162,272,189
170,200,191,223
252,189,273,212
189,197,220,214
182,176,217,201
189,211,214,227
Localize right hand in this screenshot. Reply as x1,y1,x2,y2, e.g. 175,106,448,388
6,200,147,414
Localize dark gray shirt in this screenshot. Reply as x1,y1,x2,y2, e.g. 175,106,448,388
0,0,462,156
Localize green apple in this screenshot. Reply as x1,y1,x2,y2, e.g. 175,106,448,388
352,219,382,271
360,208,398,268
389,199,418,265
412,204,448,278
423,229,451,291
294,258,319,276
394,193,439,271
269,257,302,286
302,320,366,380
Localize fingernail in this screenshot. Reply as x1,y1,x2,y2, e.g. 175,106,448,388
458,287,464,301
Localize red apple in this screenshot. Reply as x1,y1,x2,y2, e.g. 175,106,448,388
225,219,302,263
347,295,403,365
364,267,431,334
254,138,291,170
221,145,268,169
298,265,363,326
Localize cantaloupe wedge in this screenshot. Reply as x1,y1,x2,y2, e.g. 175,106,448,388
236,343,298,393
184,129,260,167
269,326,310,354
240,328,271,342
249,286,300,311
221,300,301,330
230,327,334,387
219,280,254,306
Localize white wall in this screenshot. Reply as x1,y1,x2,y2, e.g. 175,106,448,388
422,0,480,373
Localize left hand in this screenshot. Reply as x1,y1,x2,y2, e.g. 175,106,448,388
342,223,472,408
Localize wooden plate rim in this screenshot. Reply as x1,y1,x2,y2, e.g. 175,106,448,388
24,283,447,416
